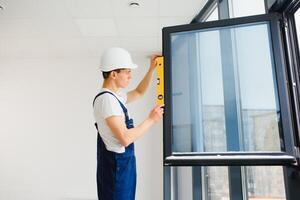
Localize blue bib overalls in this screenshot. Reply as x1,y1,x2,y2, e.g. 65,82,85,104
93,91,136,200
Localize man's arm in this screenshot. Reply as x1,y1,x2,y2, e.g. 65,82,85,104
126,55,161,104
105,105,164,146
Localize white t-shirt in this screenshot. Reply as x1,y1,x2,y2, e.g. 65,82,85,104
93,88,129,153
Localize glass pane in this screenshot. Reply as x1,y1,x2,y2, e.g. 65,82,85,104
171,22,282,153
170,166,229,200
171,167,193,200
229,0,265,18
245,166,286,200
205,4,218,22
234,24,281,151
169,166,285,200
204,167,230,200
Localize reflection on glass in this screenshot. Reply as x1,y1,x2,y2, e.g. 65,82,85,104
204,167,230,200
295,9,300,51
171,167,229,200
229,0,265,18
171,22,282,153
245,166,286,200
234,24,281,151
171,167,193,200
170,166,286,200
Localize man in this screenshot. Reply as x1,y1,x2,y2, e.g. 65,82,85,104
93,47,164,200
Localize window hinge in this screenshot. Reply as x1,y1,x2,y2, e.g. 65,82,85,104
294,146,300,167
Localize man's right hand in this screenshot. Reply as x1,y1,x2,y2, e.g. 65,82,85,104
148,105,164,123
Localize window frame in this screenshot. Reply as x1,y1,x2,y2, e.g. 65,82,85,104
162,13,297,167
280,0,300,153
164,1,300,200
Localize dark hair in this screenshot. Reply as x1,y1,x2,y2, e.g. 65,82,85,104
102,69,122,79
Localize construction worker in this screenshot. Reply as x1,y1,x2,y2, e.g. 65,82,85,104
93,47,164,200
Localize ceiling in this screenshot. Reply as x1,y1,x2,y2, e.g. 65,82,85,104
0,0,207,59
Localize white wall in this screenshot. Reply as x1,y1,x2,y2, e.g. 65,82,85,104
0,56,163,200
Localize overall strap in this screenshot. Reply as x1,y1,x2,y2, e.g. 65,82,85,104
94,91,134,146
93,91,130,120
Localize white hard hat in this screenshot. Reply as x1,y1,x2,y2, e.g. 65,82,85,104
100,47,138,72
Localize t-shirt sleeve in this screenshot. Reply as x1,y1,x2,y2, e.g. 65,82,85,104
99,95,124,119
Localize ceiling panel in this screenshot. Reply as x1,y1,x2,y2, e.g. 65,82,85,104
47,37,90,58
0,0,208,58
116,17,158,37
120,37,159,53
33,19,81,37
159,0,206,17
64,0,113,19
0,19,81,37
75,19,118,37
0,37,90,58
83,37,121,57
0,19,38,37
0,0,69,19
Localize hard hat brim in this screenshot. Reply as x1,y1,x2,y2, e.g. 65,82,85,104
100,63,138,72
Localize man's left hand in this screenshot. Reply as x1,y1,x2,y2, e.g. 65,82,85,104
149,54,162,71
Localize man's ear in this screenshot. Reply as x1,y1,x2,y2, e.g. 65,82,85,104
110,71,117,79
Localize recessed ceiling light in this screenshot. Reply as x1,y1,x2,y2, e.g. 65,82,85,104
129,1,140,7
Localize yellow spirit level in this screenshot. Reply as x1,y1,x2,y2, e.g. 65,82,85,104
156,56,164,106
